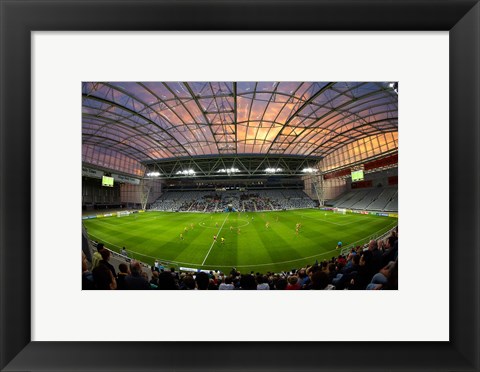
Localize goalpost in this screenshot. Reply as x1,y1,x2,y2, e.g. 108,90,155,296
334,208,346,215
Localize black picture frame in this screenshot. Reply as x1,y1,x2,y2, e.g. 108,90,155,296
1,1,479,371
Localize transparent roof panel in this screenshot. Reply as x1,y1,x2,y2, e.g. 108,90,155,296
82,82,398,164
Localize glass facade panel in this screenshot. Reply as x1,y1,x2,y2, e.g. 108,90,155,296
319,132,398,172
83,82,397,176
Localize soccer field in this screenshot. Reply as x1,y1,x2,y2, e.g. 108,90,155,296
83,209,398,273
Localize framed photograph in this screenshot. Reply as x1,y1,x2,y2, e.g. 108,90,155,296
1,0,479,371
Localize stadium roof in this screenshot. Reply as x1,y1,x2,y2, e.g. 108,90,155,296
82,82,398,177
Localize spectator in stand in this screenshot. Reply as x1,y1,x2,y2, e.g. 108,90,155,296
303,270,331,290
304,265,317,288
336,255,347,270
150,271,159,288
116,263,129,290
157,271,178,290
343,254,360,276
240,274,257,290
219,276,235,290
390,228,398,240
296,269,309,287
332,254,360,289
368,239,383,273
320,260,329,272
82,224,93,264
343,250,358,272
91,243,105,270
286,275,301,290
207,279,219,290
99,249,116,278
274,277,287,290
92,264,117,290
349,251,375,290
82,252,95,290
230,267,239,277
180,275,196,290
377,239,384,253
382,237,398,266
170,267,179,280
386,260,398,290
124,261,150,290
195,272,210,290
326,263,337,284
367,261,396,290
256,275,270,290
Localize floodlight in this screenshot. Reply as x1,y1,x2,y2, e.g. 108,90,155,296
389,82,398,94
176,169,196,176
146,172,161,177
265,168,282,173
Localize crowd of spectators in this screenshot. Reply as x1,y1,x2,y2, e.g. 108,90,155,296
150,189,316,213
82,228,398,290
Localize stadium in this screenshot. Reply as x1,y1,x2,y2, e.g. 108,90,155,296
82,81,398,290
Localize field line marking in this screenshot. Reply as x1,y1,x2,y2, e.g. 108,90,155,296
201,213,230,266
87,217,397,269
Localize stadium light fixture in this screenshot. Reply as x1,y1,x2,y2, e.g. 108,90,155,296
146,171,161,177
265,168,282,173
389,82,398,94
217,168,240,174
176,169,196,176
302,168,318,173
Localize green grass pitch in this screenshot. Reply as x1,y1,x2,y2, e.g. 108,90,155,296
83,209,398,273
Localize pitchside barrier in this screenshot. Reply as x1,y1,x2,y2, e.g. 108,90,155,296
180,267,212,274
320,207,398,219
82,209,145,220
